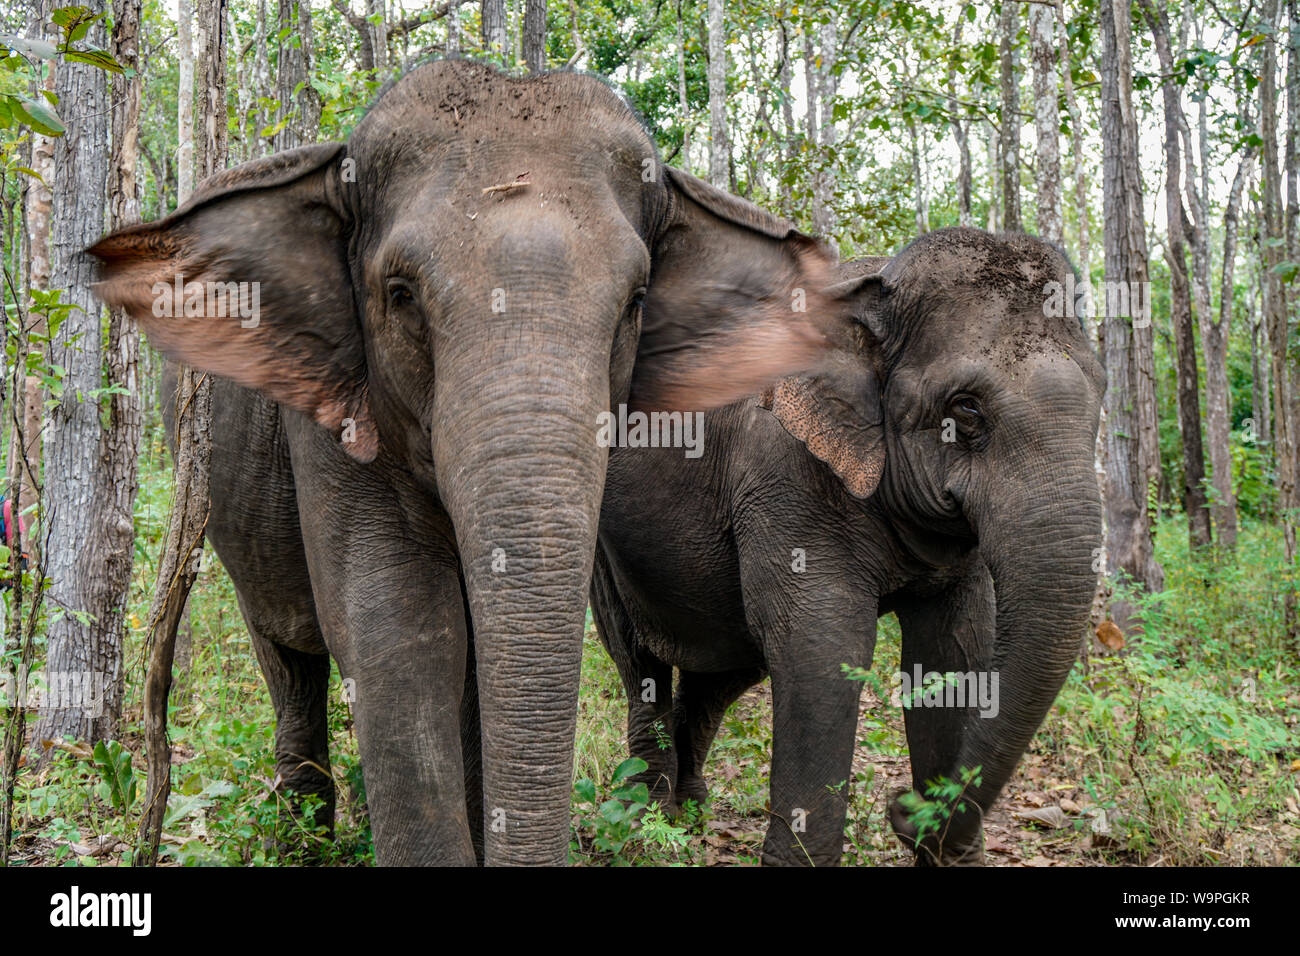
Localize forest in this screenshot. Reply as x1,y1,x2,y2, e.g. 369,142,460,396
0,0,1295,872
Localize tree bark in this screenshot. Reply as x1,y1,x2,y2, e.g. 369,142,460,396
948,19,973,227
177,0,195,199
523,0,546,72
998,0,1022,232
482,0,507,57
1100,0,1163,607
137,0,227,866
1140,0,1210,549
1030,0,1061,243
706,0,729,189
34,0,124,746
1265,0,1299,642
675,0,691,172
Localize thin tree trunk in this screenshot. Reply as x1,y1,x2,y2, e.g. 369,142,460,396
1265,0,1299,643
675,0,690,172
986,121,1001,232
1030,0,1062,243
1100,0,1163,612
482,0,507,57
1140,0,1210,549
137,0,227,866
706,0,729,189
811,15,837,236
177,0,195,199
948,19,973,227
998,0,1022,232
523,0,546,72
1058,1,1090,285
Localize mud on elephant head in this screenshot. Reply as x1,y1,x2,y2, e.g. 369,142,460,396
763,228,1106,864
86,59,858,865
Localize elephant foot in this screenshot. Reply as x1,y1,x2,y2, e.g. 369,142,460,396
674,774,709,814
888,788,985,866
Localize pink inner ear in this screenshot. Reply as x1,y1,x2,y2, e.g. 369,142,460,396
762,376,885,500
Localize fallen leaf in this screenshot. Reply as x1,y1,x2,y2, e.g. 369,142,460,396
1016,805,1068,829
1060,797,1081,814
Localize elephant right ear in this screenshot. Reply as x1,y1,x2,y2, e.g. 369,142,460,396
88,143,376,462
759,349,885,501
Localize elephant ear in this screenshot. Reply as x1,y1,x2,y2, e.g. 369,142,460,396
630,166,847,412
758,270,889,500
87,143,376,462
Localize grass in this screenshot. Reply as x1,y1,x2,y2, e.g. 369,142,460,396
3,443,1298,865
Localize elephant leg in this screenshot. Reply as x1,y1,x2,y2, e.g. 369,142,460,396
762,650,868,866
590,548,677,808
287,426,476,865
249,634,335,837
890,552,996,866
670,666,766,809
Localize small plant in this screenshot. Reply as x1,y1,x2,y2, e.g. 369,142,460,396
571,756,649,860
91,740,136,814
897,765,982,847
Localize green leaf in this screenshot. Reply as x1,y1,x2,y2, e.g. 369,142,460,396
12,95,64,135
573,777,596,804
611,756,647,787
62,47,124,74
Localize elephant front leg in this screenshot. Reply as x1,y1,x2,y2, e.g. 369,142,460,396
763,656,868,866
338,558,477,866
890,552,997,866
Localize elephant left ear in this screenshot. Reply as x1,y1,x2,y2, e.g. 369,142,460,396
758,351,886,500
630,167,850,412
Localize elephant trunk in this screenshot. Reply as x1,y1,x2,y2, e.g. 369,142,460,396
894,429,1102,865
434,328,609,866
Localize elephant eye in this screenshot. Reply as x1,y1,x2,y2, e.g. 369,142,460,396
947,394,985,429
386,278,416,310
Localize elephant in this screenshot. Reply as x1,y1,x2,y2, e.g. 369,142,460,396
89,59,852,865
591,227,1105,866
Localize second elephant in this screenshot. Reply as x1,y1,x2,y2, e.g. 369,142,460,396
592,227,1105,866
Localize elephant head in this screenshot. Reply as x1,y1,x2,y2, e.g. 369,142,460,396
761,228,1104,864
88,60,846,864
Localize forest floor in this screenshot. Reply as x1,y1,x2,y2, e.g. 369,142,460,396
3,450,1299,866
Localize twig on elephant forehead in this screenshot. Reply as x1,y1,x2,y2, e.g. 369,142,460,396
481,172,532,197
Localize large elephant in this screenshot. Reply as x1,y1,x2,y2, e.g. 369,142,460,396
89,59,849,865
592,227,1105,865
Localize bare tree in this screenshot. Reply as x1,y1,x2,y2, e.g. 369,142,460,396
177,0,195,199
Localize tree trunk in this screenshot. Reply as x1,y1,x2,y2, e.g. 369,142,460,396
948,20,973,227
1100,0,1163,609
810,16,838,236
1265,0,1299,642
1140,0,1210,549
523,0,546,72
137,0,227,866
177,0,195,198
274,0,317,151
998,0,1022,232
675,0,691,172
1058,1,1090,286
35,0,121,746
706,0,729,189
482,0,507,57
1030,1,1061,243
